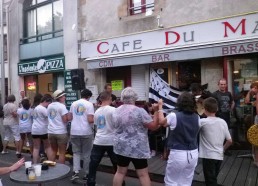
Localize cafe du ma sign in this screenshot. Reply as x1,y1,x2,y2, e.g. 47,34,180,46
81,13,258,67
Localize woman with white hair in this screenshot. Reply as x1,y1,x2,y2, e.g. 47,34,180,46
112,87,159,186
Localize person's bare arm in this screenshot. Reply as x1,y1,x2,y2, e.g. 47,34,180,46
224,139,233,152
144,111,160,131
61,114,69,123
87,114,94,124
158,99,169,127
0,158,24,175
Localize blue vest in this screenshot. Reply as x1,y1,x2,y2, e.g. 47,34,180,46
167,112,199,150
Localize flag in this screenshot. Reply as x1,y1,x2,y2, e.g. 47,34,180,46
149,69,182,111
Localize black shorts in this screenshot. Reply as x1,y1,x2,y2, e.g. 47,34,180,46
116,154,148,169
32,134,48,140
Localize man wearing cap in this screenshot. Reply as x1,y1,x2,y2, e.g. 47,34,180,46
47,90,70,164
69,89,94,181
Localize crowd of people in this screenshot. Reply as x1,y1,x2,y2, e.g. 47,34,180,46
3,78,258,186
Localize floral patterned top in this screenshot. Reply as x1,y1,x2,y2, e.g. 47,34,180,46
112,104,153,159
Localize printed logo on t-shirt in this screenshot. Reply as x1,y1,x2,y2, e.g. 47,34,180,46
74,103,86,116
97,115,106,129
49,109,57,120
20,111,29,122
33,112,38,120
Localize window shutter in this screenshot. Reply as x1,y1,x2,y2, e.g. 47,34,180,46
131,65,146,101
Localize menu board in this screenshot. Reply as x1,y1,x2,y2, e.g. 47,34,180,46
64,70,78,109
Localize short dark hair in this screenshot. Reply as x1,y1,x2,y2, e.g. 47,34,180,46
99,91,111,102
32,94,43,108
203,97,218,113
7,95,16,102
177,92,196,113
81,89,92,99
41,94,53,103
21,98,31,110
104,83,111,90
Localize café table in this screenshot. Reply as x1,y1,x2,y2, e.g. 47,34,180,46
10,163,70,186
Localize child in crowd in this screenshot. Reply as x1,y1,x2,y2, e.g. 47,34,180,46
87,91,118,186
17,98,33,158
199,97,232,186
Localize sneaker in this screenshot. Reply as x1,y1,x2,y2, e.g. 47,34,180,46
71,172,79,181
151,150,156,157
1,151,8,154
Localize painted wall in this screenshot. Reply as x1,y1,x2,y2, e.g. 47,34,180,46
8,0,22,99
79,0,258,40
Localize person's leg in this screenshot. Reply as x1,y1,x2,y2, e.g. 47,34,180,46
81,135,93,176
87,145,105,186
48,134,58,162
57,134,68,164
181,149,198,185
113,155,130,186
132,158,150,186
113,166,128,186
106,146,118,172
12,125,22,157
32,138,41,164
27,133,33,155
2,125,10,153
19,133,26,153
203,158,217,186
70,137,81,173
215,160,222,184
42,137,51,160
136,168,151,186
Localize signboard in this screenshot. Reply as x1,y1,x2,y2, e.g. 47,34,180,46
81,13,258,58
18,57,65,75
64,70,78,109
111,80,123,90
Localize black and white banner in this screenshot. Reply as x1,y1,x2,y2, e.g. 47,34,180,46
149,69,182,111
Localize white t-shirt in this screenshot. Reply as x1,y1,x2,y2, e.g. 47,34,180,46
70,99,94,136
47,102,68,134
32,105,48,135
17,107,33,133
3,102,18,126
199,117,232,160
93,105,116,146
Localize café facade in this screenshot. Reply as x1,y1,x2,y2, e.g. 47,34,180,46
81,12,258,101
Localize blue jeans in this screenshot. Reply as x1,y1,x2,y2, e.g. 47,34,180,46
87,144,117,186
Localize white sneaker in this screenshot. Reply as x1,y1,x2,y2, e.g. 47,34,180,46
151,150,156,157
1,151,8,154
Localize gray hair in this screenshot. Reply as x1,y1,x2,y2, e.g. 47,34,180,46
121,87,138,104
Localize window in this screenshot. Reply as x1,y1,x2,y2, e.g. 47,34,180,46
129,0,154,15
23,0,63,43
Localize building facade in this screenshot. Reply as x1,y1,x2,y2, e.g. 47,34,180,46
8,0,79,106
6,0,258,107
79,0,258,104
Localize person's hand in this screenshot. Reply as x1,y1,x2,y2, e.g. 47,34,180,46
152,103,159,112
9,158,25,172
158,99,163,109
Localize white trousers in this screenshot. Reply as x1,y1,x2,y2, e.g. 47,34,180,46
164,149,198,186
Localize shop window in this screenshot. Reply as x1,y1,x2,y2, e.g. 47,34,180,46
232,57,258,106
177,61,201,90
129,0,154,15
23,0,63,43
